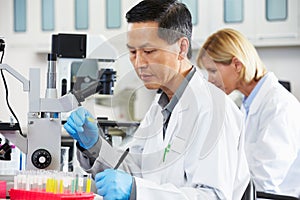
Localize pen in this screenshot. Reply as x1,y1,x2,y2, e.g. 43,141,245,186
163,144,171,162
114,148,130,170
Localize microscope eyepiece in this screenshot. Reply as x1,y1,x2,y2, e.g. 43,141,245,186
48,53,57,61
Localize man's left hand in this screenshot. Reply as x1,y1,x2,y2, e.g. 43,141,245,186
95,169,133,200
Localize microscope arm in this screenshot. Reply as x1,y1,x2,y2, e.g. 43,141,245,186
40,67,116,113
0,64,30,91
39,93,80,112
43,67,116,113
39,81,102,113
71,81,102,103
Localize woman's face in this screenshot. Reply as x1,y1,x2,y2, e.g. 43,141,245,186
201,55,240,94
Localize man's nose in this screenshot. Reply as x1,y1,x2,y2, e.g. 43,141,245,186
135,51,146,67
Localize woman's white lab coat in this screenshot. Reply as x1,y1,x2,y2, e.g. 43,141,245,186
77,69,250,199
241,72,300,197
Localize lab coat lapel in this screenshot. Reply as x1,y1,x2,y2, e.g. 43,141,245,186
165,67,202,143
162,82,191,165
247,73,277,116
164,102,189,143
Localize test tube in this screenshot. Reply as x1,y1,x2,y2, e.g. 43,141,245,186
37,176,43,191
46,178,51,193
31,174,38,191
42,175,47,192
86,174,91,193
53,178,58,194
59,178,64,194
13,175,18,189
63,177,71,193
22,175,27,190
77,175,84,193
13,171,22,189
18,174,25,190
71,178,75,194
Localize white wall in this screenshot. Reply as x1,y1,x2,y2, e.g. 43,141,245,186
1,0,300,127
0,0,151,127
256,46,300,99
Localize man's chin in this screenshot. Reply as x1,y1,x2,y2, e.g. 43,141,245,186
144,83,161,90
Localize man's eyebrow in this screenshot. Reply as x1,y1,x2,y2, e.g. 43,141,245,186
126,43,154,49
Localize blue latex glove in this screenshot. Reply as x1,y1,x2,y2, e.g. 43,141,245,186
95,169,133,200
64,107,99,149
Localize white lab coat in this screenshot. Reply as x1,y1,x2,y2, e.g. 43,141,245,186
241,72,300,197
78,68,250,199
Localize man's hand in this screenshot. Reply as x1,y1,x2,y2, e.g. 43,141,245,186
95,169,133,200
64,107,99,149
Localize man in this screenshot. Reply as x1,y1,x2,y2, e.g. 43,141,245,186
64,0,250,199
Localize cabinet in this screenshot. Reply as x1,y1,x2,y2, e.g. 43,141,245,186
0,0,142,52
0,0,299,51
254,0,299,46
193,0,256,43
192,0,300,49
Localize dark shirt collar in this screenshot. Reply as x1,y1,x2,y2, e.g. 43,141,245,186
158,66,196,113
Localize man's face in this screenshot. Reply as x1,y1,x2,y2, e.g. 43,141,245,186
126,22,181,91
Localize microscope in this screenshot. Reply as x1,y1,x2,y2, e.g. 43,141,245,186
0,34,117,171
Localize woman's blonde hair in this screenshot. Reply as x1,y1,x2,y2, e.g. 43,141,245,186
196,28,266,83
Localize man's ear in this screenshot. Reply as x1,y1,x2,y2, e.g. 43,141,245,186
232,57,243,72
178,37,189,60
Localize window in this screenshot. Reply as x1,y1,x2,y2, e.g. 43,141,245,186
181,0,198,25
224,0,243,23
14,0,26,32
75,0,89,30
266,0,287,21
106,0,121,29
42,0,55,31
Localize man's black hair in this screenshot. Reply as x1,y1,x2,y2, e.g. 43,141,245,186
126,0,193,59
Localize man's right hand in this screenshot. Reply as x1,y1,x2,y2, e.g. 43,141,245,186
64,107,99,149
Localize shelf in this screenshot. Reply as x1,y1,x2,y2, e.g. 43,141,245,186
251,38,300,48
192,37,300,50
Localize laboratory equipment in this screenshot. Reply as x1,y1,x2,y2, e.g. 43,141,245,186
10,170,94,199
12,170,92,192
0,138,12,161
0,62,115,170
0,34,117,171
96,117,140,146
52,33,118,97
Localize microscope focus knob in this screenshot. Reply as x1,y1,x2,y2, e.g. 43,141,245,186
31,149,52,169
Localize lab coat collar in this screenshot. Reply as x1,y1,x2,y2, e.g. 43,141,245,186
242,73,269,116
246,72,278,116
162,68,200,144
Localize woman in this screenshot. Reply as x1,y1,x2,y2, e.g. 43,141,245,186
197,28,300,198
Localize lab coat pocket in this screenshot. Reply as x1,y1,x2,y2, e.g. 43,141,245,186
162,137,186,185
165,136,186,163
